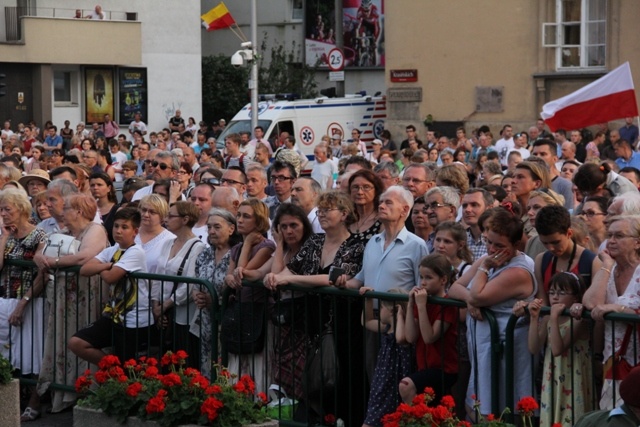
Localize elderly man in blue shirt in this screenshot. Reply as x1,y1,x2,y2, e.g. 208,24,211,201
339,185,428,381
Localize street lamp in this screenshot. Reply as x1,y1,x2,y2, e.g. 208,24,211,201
229,0,258,131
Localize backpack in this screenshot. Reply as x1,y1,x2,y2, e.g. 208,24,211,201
540,249,596,289
225,153,245,172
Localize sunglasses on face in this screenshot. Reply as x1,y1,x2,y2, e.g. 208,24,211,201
152,161,171,170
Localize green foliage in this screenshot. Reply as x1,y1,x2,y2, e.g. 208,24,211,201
257,37,318,98
201,40,318,123
0,354,14,385
201,55,250,125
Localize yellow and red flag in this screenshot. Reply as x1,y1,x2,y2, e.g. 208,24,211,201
201,2,236,31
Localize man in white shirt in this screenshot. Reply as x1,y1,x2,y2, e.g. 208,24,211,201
310,144,336,190
86,4,105,20
128,112,147,139
190,183,214,246
495,124,515,166
291,177,324,233
247,126,273,156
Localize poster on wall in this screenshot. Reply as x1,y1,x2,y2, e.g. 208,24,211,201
118,68,148,125
85,68,114,124
305,0,384,69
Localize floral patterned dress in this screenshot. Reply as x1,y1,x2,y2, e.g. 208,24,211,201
540,321,593,426
0,228,47,375
190,246,231,379
36,224,108,412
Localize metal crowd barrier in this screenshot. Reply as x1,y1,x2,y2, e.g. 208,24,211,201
6,260,638,427
504,307,640,425
4,259,219,392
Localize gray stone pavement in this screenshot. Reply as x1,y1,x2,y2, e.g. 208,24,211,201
21,404,74,427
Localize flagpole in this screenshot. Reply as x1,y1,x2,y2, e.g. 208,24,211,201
250,0,259,131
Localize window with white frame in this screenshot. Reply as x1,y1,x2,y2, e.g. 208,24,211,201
53,70,79,105
543,0,606,70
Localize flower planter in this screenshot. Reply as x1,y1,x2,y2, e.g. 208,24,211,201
0,379,20,427
74,406,279,427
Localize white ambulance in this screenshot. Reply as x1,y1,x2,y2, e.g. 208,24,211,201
217,93,387,169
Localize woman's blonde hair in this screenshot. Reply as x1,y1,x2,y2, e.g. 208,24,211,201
139,194,169,219
238,198,271,234
528,189,565,207
0,187,32,218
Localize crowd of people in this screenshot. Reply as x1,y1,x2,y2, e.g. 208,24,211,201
0,113,639,426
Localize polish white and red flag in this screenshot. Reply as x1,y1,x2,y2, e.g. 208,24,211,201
541,62,638,131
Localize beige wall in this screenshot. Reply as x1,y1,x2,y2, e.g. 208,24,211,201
385,0,640,139
0,17,141,65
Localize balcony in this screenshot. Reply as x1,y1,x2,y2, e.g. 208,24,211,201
0,8,141,66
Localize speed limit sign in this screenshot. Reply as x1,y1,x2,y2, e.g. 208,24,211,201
328,48,345,72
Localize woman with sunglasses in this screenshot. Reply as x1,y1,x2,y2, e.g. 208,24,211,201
177,161,194,198
152,201,206,359
136,194,175,274
578,195,609,249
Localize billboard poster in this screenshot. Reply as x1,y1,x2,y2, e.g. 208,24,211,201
85,68,114,124
118,68,148,125
305,0,385,69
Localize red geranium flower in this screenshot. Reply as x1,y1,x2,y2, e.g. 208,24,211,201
161,373,182,387
144,366,159,378
126,382,143,397
324,414,336,425
98,354,121,369
516,396,539,416
201,397,224,422
75,375,92,393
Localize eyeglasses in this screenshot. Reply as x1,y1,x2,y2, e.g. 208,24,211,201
317,208,341,216
271,175,293,182
548,290,575,296
140,208,159,216
151,161,171,170
177,170,189,175
425,202,451,211
220,177,245,186
606,232,636,241
144,159,153,164
351,185,373,192
578,211,606,218
402,177,428,184
203,178,221,186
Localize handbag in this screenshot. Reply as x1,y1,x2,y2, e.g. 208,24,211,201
603,324,640,381
266,384,298,420
43,233,80,258
271,296,306,326
221,299,266,355
160,241,200,342
303,319,339,398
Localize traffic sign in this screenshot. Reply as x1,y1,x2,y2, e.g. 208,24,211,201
327,48,345,72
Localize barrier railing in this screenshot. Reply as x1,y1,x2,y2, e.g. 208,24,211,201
504,307,640,425
3,259,219,392
5,258,638,426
